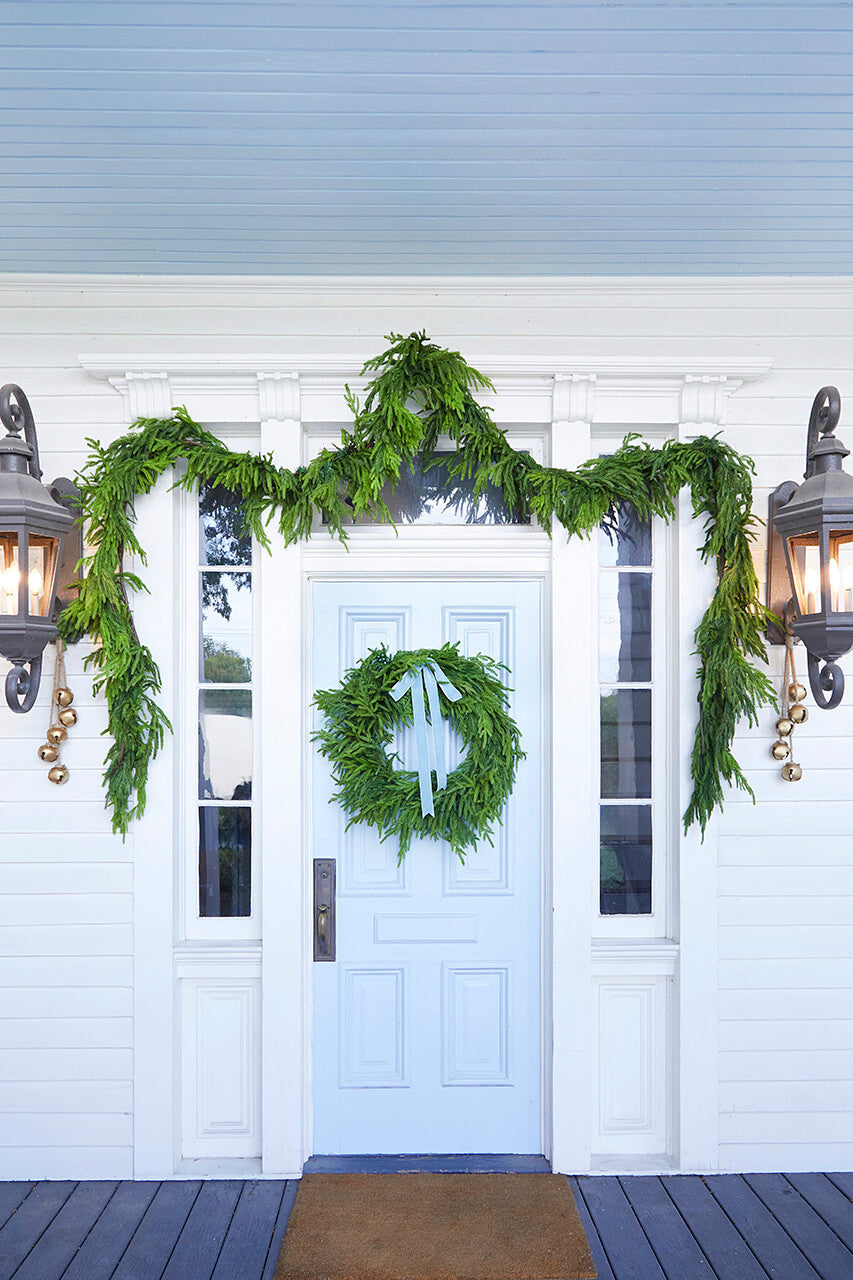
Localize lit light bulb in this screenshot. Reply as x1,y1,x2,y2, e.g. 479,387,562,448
829,557,842,611
3,561,20,599
843,564,853,611
28,565,43,616
804,568,819,614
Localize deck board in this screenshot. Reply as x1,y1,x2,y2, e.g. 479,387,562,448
210,1181,287,1280
110,1181,200,1280
745,1173,853,1280
706,1174,821,1280
0,1181,77,1280
574,1176,667,1280
619,1175,718,1280
0,1189,32,1236
663,1174,771,1280
786,1172,853,1252
8,1181,117,1280
1,1171,852,1279
159,1181,243,1280
62,1182,160,1280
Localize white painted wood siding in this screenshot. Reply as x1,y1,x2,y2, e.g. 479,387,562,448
0,276,851,1176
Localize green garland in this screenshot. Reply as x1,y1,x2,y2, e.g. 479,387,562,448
313,645,523,862
58,331,776,837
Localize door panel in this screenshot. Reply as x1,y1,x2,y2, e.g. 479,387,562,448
312,579,541,1154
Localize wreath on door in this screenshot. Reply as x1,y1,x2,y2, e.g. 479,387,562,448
313,643,524,862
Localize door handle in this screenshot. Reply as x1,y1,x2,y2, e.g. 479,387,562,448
313,859,336,961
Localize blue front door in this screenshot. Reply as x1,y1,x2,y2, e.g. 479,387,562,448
312,579,542,1154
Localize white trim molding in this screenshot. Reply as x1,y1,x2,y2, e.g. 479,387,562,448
80,354,772,430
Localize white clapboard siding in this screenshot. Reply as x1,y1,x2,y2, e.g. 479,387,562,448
0,893,132,928
720,897,853,928
0,863,132,895
2,1018,133,1050
719,1021,853,1053
720,958,853,990
721,989,853,1022
719,866,853,897
0,986,131,1019
0,925,132,957
0,1049,132,1082
719,835,853,866
719,1143,853,1174
720,1051,853,1083
0,1147,133,1181
0,1081,132,1114
720,1082,853,1114
0,833,131,863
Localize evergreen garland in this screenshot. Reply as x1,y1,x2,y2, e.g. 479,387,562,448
313,645,523,862
58,331,776,837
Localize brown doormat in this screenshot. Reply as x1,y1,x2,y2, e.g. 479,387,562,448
274,1172,596,1280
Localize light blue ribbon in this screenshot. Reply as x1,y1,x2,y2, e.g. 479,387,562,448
389,662,462,816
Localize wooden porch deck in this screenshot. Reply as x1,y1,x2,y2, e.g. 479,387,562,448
0,1172,851,1279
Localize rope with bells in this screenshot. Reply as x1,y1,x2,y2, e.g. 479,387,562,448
37,637,77,784
771,614,808,782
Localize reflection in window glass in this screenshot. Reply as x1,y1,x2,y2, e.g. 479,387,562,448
599,502,652,567
199,807,251,917
201,571,252,682
199,690,252,800
599,573,652,683
344,452,528,526
199,482,252,566
600,689,652,798
600,805,652,914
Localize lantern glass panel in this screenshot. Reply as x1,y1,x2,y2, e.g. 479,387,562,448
26,535,59,619
787,532,820,615
0,532,19,615
828,531,853,613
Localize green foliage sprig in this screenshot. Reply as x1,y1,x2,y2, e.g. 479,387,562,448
58,331,775,836
313,645,523,862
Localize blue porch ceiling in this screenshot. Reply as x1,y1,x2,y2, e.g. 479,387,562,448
2,1,853,276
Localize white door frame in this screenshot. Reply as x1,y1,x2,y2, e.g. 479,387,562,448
80,354,772,1178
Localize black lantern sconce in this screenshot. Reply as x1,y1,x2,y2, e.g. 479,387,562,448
768,386,853,709
0,385,81,713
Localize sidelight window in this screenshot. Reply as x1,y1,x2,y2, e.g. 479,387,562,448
598,501,654,916
196,482,254,919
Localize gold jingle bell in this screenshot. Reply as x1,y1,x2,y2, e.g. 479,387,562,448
46,724,67,746
55,687,74,708
788,683,807,703
776,716,794,736
771,739,790,761
789,703,808,724
48,764,69,785
782,762,803,783
38,743,59,763
58,707,78,728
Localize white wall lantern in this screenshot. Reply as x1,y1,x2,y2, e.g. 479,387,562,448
0,385,78,712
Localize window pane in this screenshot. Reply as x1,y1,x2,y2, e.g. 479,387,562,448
600,688,652,798
600,502,652,566
199,690,252,800
201,571,252,682
345,452,528,526
199,482,252,566
600,805,652,914
599,573,652,683
199,807,251,917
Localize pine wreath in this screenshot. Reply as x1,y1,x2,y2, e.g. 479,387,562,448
313,643,524,862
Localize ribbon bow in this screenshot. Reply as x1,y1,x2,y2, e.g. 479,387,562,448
389,662,462,816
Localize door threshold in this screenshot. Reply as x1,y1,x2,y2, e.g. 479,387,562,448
303,1154,551,1174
